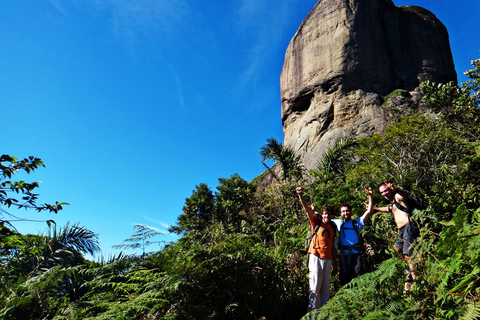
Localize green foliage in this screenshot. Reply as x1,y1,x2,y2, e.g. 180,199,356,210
316,137,357,177
169,175,256,237
52,222,101,256
302,259,408,320
215,174,256,228
0,155,68,230
349,114,477,221
382,89,410,104
463,59,480,106
421,59,480,140
352,115,463,189
36,223,306,320
0,222,99,296
169,182,215,235
69,258,169,320
157,229,306,319
418,60,480,216
113,224,164,257
260,137,304,180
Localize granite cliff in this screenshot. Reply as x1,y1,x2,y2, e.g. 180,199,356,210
281,0,457,170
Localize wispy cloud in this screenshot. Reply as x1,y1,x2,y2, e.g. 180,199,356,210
172,70,187,113
50,0,69,16
110,0,190,46
236,0,268,27
141,215,171,231
60,0,191,48
51,0,192,111
133,223,165,234
234,0,298,110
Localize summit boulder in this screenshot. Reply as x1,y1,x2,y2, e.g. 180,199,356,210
280,0,457,169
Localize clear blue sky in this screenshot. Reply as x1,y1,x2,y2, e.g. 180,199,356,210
1,0,478,258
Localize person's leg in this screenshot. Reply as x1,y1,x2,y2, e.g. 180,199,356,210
405,255,416,279
395,228,409,264
404,255,415,291
339,254,348,286
402,223,418,290
394,238,404,258
308,254,323,311
340,249,362,286
353,253,363,278
340,256,356,285
318,259,332,307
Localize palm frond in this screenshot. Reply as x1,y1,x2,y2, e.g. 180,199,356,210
58,223,101,255
317,137,356,173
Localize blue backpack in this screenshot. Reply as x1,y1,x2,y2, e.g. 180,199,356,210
337,219,362,252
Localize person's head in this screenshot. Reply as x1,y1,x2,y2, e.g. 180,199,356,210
339,204,352,222
378,182,395,201
321,204,333,223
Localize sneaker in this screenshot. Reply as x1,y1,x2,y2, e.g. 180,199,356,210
404,280,413,291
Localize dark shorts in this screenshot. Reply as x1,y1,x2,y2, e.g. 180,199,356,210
395,221,419,256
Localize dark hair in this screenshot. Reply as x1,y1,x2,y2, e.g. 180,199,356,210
321,204,333,214
378,181,388,188
339,203,352,211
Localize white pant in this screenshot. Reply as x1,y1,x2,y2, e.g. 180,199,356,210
308,254,332,311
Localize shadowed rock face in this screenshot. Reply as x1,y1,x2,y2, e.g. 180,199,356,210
280,0,456,170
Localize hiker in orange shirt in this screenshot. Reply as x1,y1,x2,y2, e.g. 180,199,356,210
296,187,337,311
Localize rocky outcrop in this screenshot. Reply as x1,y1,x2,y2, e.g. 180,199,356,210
280,0,457,170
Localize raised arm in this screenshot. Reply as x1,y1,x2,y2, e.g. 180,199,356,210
361,185,374,222
296,187,316,222
372,205,391,213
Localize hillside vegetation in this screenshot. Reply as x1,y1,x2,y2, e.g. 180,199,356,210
1,59,479,320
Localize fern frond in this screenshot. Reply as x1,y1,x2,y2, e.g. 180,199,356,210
460,300,480,320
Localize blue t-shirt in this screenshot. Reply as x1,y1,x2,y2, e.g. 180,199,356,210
333,217,364,254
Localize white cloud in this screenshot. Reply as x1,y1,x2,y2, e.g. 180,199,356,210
110,0,190,46
141,215,171,231
234,0,298,109
50,0,69,16
62,0,191,48
136,223,165,234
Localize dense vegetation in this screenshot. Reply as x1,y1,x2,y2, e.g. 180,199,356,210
0,59,479,320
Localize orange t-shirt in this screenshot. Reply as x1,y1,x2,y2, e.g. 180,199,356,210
308,215,335,259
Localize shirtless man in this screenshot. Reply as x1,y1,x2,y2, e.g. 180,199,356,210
373,180,419,291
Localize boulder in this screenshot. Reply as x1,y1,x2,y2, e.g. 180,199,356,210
280,0,457,170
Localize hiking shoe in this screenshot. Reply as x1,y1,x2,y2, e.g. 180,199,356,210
403,271,415,292
404,280,414,292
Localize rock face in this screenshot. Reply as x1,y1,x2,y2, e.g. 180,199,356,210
281,0,457,170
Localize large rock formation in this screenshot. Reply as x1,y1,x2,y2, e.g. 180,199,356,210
281,0,457,170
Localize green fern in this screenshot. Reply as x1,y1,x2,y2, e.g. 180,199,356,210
459,300,480,320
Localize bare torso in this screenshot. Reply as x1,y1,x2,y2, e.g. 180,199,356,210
392,194,410,229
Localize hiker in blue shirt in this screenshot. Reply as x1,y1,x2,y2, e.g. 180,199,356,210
333,185,374,286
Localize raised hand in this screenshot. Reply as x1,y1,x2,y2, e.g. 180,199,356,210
364,185,373,195
383,180,395,191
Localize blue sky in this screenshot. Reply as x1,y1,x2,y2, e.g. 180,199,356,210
1,0,478,258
